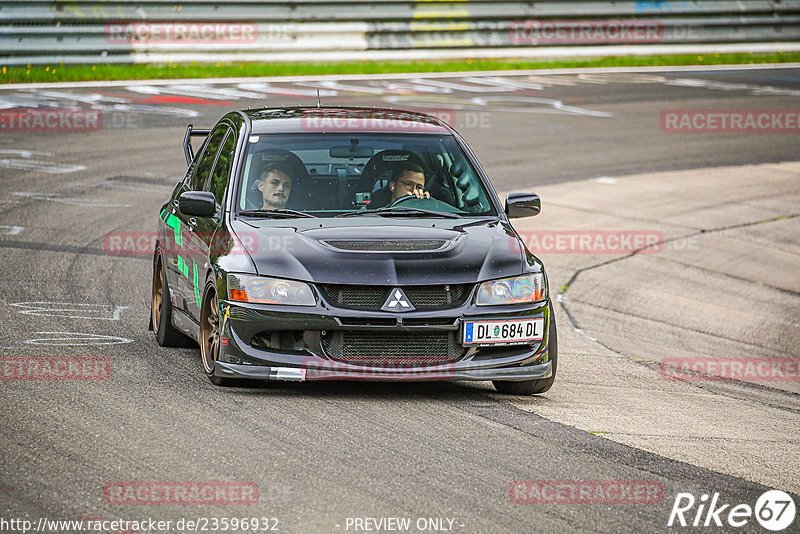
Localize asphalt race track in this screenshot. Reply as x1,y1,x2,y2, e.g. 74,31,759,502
1,66,799,533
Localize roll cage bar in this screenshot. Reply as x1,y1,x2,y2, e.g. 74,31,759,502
183,124,211,165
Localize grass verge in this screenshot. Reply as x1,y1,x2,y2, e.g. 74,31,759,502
2,52,799,84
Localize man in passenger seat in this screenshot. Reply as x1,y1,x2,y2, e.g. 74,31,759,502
257,162,293,210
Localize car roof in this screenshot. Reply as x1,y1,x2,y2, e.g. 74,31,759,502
243,106,453,135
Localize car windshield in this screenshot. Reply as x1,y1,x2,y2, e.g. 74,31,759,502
236,133,497,217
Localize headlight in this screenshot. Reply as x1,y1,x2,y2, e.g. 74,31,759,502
227,273,315,306
476,273,546,306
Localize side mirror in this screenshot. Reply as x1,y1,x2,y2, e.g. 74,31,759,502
505,192,541,219
178,191,216,217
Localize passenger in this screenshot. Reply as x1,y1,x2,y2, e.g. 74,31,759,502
387,163,431,205
257,163,293,210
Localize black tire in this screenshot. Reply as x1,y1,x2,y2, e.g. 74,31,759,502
199,282,240,387
152,253,194,347
493,303,558,395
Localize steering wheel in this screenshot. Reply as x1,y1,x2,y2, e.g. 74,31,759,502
387,194,461,213
388,194,426,208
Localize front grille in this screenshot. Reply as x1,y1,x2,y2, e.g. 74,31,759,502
319,285,386,309
338,317,396,326
402,318,457,327
318,284,471,310
322,239,448,252
405,285,467,307
322,331,465,366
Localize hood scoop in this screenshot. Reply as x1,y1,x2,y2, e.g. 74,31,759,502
320,239,450,252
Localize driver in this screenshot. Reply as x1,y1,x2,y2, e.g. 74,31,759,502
257,162,293,210
388,163,430,204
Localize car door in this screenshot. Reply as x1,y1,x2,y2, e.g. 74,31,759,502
174,124,228,319
162,139,205,312
185,127,237,322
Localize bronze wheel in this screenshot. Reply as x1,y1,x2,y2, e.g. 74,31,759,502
200,284,240,386
200,287,220,375
151,260,164,333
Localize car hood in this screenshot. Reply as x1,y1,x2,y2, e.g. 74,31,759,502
230,218,535,285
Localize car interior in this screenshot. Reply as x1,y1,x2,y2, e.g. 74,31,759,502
238,134,492,215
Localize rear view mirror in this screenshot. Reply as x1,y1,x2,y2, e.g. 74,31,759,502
329,145,374,158
505,193,541,218
179,191,216,217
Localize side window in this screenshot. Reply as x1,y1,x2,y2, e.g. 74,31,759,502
209,131,236,206
191,126,227,191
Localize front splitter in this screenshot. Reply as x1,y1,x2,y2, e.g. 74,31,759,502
214,359,552,382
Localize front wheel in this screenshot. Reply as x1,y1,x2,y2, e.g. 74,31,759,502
200,283,240,386
493,303,558,395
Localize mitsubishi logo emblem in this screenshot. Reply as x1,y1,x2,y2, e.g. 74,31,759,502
382,288,414,312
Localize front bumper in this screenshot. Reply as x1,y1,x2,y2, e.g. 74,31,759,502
215,294,553,383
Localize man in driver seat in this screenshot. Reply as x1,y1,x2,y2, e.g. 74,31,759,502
257,162,293,210
387,162,431,205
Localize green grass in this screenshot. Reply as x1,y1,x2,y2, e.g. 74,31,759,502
2,52,799,84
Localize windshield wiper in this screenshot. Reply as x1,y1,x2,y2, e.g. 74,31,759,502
239,208,316,218
336,207,461,219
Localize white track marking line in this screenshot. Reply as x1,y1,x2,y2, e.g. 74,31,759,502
23,332,133,345
10,302,127,321
2,63,798,91
12,192,130,207
0,225,24,235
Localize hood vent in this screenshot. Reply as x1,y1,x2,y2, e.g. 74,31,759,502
321,239,449,252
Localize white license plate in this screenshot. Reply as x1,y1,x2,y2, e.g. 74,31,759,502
463,318,544,345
